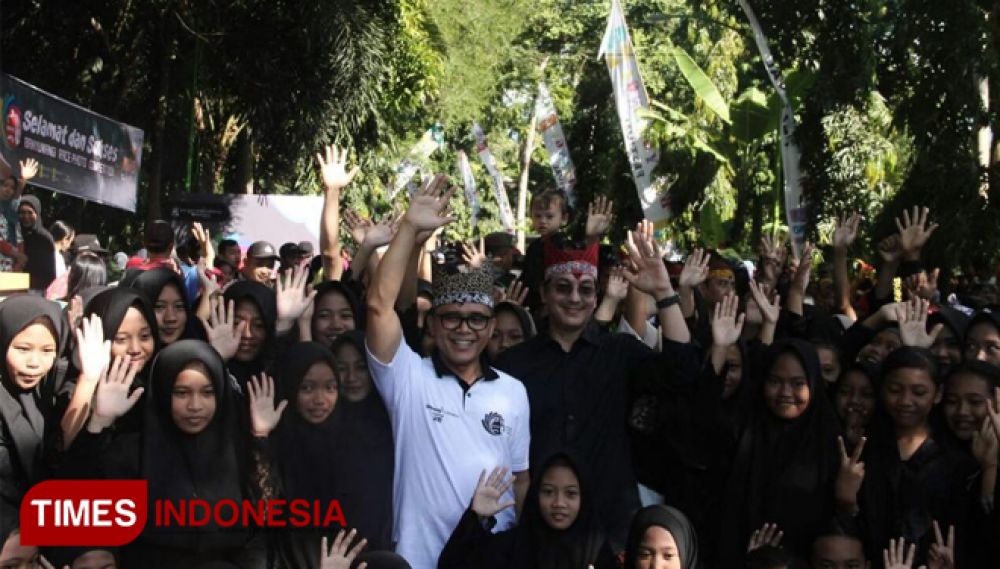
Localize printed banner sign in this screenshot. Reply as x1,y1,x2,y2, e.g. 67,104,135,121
472,123,515,232
535,82,577,204
1,74,144,212
737,0,807,257
168,194,323,253
598,0,670,223
457,151,481,227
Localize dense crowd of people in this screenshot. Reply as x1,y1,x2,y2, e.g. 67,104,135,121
0,145,999,569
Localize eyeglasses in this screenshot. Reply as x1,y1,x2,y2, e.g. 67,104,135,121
551,281,597,299
436,312,493,331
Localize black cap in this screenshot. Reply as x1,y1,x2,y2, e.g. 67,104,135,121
71,234,108,255
279,242,300,259
144,220,174,251
247,241,278,260
297,241,315,256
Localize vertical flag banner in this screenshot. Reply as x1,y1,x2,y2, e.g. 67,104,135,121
737,0,807,257
598,0,670,223
457,150,481,227
472,123,515,232
535,82,577,205
389,126,444,199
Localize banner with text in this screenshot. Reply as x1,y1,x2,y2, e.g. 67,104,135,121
598,0,671,223
457,151,481,227
472,123,515,232
1,74,144,212
535,82,577,205
389,126,443,200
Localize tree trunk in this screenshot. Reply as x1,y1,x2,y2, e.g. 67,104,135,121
146,16,173,222
977,74,992,199
236,127,254,194
517,106,539,251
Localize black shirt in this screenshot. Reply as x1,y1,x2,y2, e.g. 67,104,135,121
494,322,699,549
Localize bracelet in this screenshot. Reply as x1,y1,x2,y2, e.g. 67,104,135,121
655,294,681,311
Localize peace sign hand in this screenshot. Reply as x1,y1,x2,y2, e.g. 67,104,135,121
835,436,866,508
320,529,368,569
927,521,955,569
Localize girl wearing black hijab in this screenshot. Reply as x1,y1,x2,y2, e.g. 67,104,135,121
718,338,842,566
121,267,201,345
61,288,160,447
0,295,65,525
222,281,277,389
486,301,536,361
17,195,56,291
72,339,282,568
623,505,700,569
438,451,615,569
329,332,394,550
306,280,364,349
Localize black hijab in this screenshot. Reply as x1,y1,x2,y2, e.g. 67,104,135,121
81,287,159,385
623,505,700,569
19,195,56,290
274,342,342,504
121,267,201,343
311,281,365,342
719,338,841,565
223,281,276,387
142,340,244,548
508,451,607,569
0,295,65,487
495,301,537,340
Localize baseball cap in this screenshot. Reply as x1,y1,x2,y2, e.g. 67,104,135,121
297,241,315,257
279,242,301,259
247,241,278,260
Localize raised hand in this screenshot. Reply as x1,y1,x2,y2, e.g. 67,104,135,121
895,206,938,259
896,297,942,349
89,356,143,431
199,297,247,361
191,222,215,266
987,388,1000,449
461,238,487,269
248,373,288,438
343,210,372,245
878,235,904,265
835,436,867,508
711,293,745,348
316,145,360,190
790,242,815,295
19,158,39,181
405,174,455,232
927,521,955,569
622,221,672,299
833,212,861,250
504,278,529,306
197,258,221,298
884,538,920,569
470,466,516,519
276,265,317,333
758,234,787,283
75,314,111,384
362,215,400,249
747,523,784,552
679,248,710,290
904,269,939,301
320,529,368,569
748,279,780,325
972,418,999,470
585,196,614,241
604,267,629,301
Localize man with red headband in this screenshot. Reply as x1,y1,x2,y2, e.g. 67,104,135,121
495,221,698,551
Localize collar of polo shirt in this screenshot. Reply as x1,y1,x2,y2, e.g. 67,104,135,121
431,350,498,389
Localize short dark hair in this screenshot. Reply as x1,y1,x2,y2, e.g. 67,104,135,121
881,346,938,383
218,239,239,253
65,252,107,301
811,516,867,563
50,220,74,242
530,189,570,216
745,545,805,569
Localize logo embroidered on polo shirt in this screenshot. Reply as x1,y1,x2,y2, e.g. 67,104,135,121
481,412,506,436
426,404,458,423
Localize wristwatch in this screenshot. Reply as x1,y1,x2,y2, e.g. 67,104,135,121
655,293,681,310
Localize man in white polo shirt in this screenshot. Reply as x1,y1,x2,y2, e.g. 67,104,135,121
365,175,530,569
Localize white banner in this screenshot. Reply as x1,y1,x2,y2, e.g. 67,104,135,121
598,0,670,223
737,0,807,257
457,150,480,227
535,82,577,204
472,123,515,232
389,127,443,199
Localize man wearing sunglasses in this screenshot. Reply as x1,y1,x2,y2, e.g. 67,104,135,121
365,175,530,569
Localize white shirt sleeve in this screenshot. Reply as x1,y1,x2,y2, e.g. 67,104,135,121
365,337,421,412
509,381,531,473
617,315,662,351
